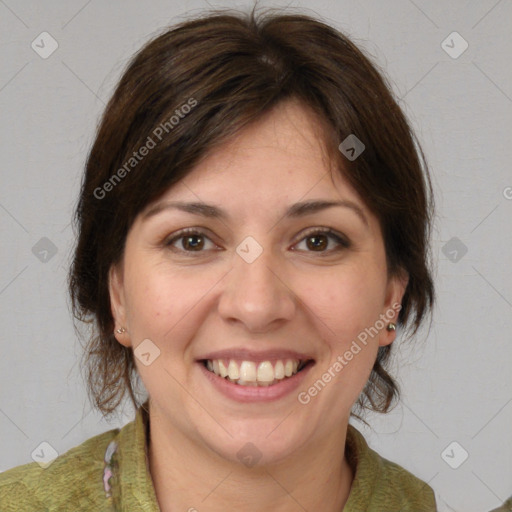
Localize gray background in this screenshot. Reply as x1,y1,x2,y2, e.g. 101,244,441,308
1,0,511,510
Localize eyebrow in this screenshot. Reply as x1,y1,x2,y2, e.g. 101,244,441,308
142,199,368,227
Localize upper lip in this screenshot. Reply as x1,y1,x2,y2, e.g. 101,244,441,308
198,348,314,363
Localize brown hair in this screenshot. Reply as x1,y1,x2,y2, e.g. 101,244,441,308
69,7,434,417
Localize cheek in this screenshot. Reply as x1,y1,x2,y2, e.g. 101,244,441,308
122,258,219,350
301,265,386,340
122,259,182,338
300,265,385,393
125,275,166,326
123,268,197,391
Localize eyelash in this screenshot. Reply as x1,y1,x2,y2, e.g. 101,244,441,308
164,227,351,256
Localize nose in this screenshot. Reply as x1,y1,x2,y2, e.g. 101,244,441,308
217,243,296,334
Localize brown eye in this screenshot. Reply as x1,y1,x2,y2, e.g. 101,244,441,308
181,233,205,251
165,229,216,253
305,233,328,251
294,228,350,254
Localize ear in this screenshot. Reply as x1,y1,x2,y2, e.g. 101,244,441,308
379,269,409,347
109,263,131,348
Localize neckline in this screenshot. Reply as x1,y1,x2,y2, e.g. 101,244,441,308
135,405,371,511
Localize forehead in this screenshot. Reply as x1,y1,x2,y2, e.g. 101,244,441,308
150,100,363,215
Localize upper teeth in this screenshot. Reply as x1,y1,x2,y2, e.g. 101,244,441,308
206,359,301,386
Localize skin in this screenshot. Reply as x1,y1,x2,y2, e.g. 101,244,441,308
109,98,408,511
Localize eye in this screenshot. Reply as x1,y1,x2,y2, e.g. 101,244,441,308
164,227,350,256
293,228,350,254
165,228,217,253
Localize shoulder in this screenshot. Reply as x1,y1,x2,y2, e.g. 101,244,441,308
0,426,120,511
488,496,512,512
346,424,437,511
368,451,436,510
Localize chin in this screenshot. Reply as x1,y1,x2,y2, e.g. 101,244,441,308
197,417,309,469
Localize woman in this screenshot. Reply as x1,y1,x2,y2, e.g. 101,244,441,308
1,8,439,511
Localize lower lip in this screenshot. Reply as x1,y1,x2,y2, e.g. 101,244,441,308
198,361,314,403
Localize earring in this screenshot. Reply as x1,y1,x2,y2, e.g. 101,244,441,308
386,322,396,331
115,327,127,334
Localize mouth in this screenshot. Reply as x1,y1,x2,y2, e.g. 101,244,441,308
201,358,314,387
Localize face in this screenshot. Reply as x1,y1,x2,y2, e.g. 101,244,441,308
109,99,407,467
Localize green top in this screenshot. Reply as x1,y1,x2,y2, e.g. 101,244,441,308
0,406,437,511
489,498,512,512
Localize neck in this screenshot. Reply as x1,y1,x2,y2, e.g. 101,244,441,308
147,405,354,512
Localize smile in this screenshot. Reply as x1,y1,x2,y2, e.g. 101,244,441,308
203,358,309,387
